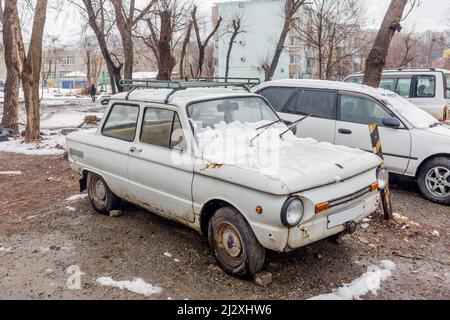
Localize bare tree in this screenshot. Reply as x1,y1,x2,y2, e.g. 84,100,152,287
385,28,419,68
191,5,222,78
21,0,48,141
293,0,367,80
179,20,192,80
265,0,306,81
363,0,420,87
1,0,24,136
78,0,123,93
110,0,156,80
142,0,192,80
223,13,246,79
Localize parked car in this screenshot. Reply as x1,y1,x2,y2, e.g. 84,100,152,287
254,79,450,205
0,80,5,92
343,68,450,121
66,79,385,276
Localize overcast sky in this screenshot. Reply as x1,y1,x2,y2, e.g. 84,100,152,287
46,0,450,46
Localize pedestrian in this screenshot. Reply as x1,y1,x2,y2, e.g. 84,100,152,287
90,84,97,102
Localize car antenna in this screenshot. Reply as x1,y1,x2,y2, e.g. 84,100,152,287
279,115,311,138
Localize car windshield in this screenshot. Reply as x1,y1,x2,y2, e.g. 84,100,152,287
186,96,279,130
378,90,439,129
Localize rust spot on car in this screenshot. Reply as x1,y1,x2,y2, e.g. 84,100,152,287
201,161,224,171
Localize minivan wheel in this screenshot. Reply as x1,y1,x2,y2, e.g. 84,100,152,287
87,172,121,214
418,157,450,205
208,207,265,276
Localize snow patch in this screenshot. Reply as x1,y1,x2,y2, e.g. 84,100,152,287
431,230,440,237
309,260,396,300
96,277,162,296
0,246,12,252
163,252,173,258
66,194,88,201
66,206,76,211
0,134,66,156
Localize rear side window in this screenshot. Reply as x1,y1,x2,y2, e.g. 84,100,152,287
344,77,363,84
102,104,139,141
141,108,186,151
395,78,412,98
258,87,297,111
414,75,435,97
285,90,337,120
379,78,396,92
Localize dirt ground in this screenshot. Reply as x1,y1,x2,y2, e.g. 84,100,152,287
0,152,448,300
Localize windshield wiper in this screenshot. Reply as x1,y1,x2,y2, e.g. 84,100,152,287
279,115,311,138
250,119,283,146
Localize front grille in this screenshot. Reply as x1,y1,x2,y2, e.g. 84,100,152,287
328,186,372,208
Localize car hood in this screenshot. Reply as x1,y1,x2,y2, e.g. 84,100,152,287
423,123,450,137
196,137,381,195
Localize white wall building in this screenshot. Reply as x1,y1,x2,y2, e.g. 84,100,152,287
214,0,304,81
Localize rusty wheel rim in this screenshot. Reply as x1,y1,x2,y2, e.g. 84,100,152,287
213,221,244,268
90,176,106,206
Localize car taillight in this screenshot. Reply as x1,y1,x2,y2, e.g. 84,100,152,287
444,106,449,122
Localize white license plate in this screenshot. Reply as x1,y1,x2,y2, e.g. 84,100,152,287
327,202,366,229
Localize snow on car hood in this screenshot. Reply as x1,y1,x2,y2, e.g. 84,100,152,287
195,121,381,194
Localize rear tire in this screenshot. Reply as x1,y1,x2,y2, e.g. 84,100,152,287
208,207,265,276
418,157,450,205
87,172,121,214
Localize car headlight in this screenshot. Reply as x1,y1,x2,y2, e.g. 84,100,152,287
281,197,304,227
377,167,389,190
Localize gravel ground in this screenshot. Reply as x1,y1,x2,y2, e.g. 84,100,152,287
0,153,449,300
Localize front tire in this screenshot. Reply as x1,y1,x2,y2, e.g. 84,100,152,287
208,207,265,276
418,157,450,205
87,172,121,214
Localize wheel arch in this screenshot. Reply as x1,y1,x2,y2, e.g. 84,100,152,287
199,198,249,236
415,153,450,178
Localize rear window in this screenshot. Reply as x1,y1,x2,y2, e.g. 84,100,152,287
102,104,139,141
258,87,297,111
285,90,337,120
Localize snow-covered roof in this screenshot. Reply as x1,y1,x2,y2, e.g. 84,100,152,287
64,71,87,78
132,71,157,79
111,88,258,106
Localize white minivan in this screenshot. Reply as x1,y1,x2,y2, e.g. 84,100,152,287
254,79,450,205
344,68,450,121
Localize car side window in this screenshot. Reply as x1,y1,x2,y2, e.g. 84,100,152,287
395,78,412,98
414,75,435,97
141,108,186,151
102,104,139,142
285,90,337,120
379,78,396,92
258,87,297,111
339,94,391,126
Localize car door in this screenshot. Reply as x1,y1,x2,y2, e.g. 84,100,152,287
99,103,140,193
334,92,412,175
127,105,195,223
279,89,337,143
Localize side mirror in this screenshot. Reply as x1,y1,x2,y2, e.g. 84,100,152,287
382,117,401,128
283,120,297,135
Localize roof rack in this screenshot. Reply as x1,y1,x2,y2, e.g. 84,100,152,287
119,78,260,104
353,67,437,75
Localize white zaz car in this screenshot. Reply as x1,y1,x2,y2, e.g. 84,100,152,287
254,79,450,205
66,79,385,276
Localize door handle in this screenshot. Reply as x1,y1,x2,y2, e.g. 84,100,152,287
338,129,352,135
130,146,143,153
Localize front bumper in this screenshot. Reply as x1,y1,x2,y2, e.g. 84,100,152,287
286,191,380,250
